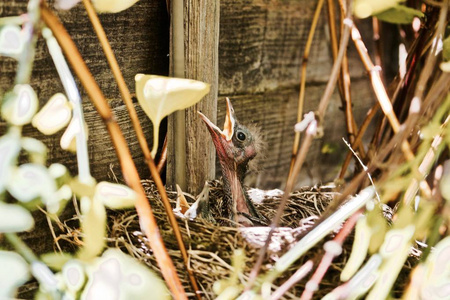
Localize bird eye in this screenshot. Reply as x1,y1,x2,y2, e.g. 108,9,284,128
236,131,246,142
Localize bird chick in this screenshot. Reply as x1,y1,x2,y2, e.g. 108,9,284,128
198,98,267,226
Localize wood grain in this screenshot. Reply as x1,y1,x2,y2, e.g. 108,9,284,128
167,0,220,194
0,1,169,256
0,0,169,183
218,0,376,188
218,79,376,189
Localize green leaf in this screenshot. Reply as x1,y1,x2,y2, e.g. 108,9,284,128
0,250,30,297
60,116,89,152
32,93,72,135
92,0,139,13
81,249,170,299
418,236,450,297
443,35,450,62
441,61,450,72
70,176,96,198
48,163,71,187
62,259,86,292
375,5,424,24
46,184,73,215
341,216,371,281
1,84,39,126
354,0,402,18
0,133,21,193
0,24,24,59
21,137,47,164
0,202,34,232
95,181,136,209
135,74,210,157
77,196,106,260
41,252,73,271
6,163,57,203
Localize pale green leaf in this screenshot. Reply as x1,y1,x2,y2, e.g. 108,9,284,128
440,168,450,202
0,24,24,59
70,176,96,198
135,74,210,157
81,249,170,299
63,259,86,292
46,184,73,215
92,0,139,13
0,202,34,232
443,35,450,61
41,252,73,271
0,250,30,297
48,163,71,186
21,137,47,164
354,0,402,18
32,93,72,135
375,6,424,24
6,163,57,203
1,84,39,126
0,133,21,193
60,116,88,152
77,196,106,260
418,236,450,298
95,181,136,209
440,61,450,72
367,226,414,299
341,216,371,281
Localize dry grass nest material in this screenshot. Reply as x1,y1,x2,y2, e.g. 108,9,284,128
108,180,413,299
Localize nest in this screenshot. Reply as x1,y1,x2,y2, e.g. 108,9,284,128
108,180,347,299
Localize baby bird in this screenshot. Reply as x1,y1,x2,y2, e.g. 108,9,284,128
197,98,268,226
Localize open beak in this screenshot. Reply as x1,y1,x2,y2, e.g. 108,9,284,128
198,97,236,143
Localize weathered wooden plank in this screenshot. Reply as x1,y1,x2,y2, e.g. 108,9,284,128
219,0,372,95
0,1,169,256
217,0,376,188
0,1,169,182
167,0,220,194
218,79,376,189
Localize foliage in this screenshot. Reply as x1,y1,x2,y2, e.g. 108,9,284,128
135,74,210,157
0,0,182,298
1,0,449,299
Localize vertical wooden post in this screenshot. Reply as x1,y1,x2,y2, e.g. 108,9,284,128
168,0,220,194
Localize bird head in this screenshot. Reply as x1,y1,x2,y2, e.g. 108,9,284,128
198,98,258,177
198,98,264,225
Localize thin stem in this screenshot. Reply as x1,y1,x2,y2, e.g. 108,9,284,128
80,0,200,296
157,136,168,173
300,211,360,300
327,0,364,156
271,260,314,300
246,3,353,290
246,120,316,291
349,21,432,198
14,0,40,85
289,0,325,176
40,6,187,299
43,27,92,183
5,232,38,263
338,102,380,179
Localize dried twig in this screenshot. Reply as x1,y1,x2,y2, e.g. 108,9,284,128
40,6,187,299
80,1,200,297
289,0,325,176
246,1,354,290
300,211,361,300
327,0,363,156
348,19,433,197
